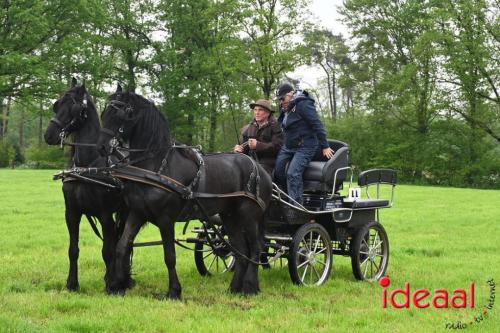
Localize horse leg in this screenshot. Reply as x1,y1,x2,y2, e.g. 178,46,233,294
221,212,249,294
115,209,134,289
239,208,263,295
108,212,143,294
156,216,181,299
100,214,118,290
65,209,82,291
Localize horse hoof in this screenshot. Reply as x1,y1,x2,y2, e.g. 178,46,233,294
242,288,259,296
106,287,126,296
152,292,181,301
106,280,127,296
167,289,182,300
242,281,260,296
125,277,136,290
229,286,242,294
66,281,79,291
229,278,243,294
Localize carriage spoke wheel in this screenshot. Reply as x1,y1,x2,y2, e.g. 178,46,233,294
351,221,389,281
194,230,235,276
288,223,332,286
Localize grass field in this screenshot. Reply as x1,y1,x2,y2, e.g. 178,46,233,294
0,169,499,333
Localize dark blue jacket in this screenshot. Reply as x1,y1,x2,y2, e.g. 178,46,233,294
277,91,329,149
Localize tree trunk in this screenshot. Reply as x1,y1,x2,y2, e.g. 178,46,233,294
126,49,136,92
349,87,354,109
208,88,218,152
38,101,43,147
19,107,25,148
263,77,272,100
332,73,337,122
320,63,334,120
1,97,12,139
0,99,4,139
187,112,194,145
326,73,334,120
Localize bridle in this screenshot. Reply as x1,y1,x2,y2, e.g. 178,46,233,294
50,94,91,148
100,99,151,165
100,99,132,152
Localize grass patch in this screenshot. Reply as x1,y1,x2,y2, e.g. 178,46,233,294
0,169,499,332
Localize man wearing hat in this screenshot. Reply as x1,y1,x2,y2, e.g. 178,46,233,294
274,82,334,205
233,98,283,174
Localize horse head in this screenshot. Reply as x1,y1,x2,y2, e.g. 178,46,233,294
97,84,170,157
44,77,92,145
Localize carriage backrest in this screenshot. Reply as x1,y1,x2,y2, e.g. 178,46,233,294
303,140,349,194
312,139,349,162
321,140,349,191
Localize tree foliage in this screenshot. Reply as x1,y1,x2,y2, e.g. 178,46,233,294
0,0,498,188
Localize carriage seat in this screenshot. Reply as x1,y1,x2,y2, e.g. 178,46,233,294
302,140,349,194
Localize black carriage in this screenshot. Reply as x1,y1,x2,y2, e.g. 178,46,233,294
192,140,397,285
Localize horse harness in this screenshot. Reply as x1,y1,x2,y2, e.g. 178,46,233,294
109,147,266,211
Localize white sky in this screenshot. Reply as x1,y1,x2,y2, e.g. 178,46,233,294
310,0,347,34
291,0,349,90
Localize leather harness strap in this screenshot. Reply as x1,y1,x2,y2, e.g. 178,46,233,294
110,149,266,211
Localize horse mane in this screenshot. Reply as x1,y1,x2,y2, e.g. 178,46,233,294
113,91,171,152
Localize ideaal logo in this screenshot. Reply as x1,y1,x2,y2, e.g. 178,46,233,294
379,276,496,329
379,276,475,308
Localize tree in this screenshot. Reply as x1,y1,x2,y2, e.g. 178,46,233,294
305,29,350,121
239,0,310,98
155,0,258,150
0,0,89,145
436,0,500,145
342,0,441,134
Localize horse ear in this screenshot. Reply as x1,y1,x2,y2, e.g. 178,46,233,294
116,83,122,93
71,77,77,88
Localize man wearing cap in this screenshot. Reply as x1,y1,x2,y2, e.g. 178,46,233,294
274,82,334,205
233,99,283,174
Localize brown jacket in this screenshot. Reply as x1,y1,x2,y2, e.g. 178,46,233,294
240,116,283,174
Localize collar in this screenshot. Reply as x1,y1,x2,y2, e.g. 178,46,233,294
252,119,270,129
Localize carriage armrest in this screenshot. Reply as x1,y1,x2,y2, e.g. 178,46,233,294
357,169,397,187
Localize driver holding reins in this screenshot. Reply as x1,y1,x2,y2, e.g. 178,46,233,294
233,99,283,174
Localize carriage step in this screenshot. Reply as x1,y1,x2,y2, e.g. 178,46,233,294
265,234,293,241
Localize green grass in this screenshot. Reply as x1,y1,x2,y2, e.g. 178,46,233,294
0,169,499,333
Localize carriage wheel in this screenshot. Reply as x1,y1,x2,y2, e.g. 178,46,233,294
194,231,235,276
288,223,332,286
351,221,389,281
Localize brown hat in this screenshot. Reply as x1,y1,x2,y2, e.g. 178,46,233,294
249,99,274,113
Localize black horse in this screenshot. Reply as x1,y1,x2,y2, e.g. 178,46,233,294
96,86,272,298
44,78,128,291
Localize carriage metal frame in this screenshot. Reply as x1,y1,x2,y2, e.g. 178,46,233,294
190,140,397,286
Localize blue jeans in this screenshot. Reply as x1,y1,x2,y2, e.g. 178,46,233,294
274,145,317,204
